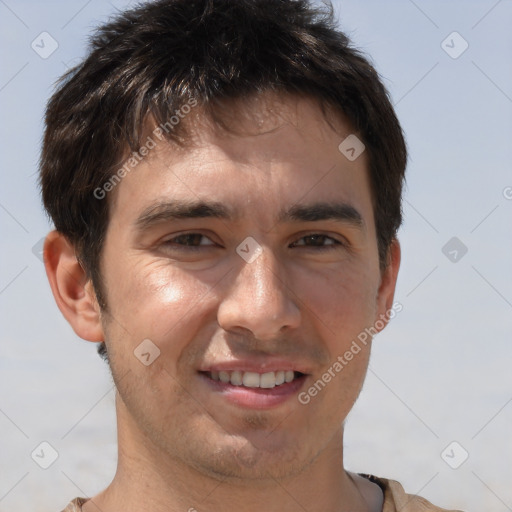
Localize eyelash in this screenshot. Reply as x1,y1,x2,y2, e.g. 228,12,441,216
161,233,345,251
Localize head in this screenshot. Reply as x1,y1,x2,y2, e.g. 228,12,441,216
41,0,406,483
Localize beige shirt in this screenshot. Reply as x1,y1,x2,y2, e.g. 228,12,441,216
60,474,463,512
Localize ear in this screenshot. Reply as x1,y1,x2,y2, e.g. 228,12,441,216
374,238,401,333
43,230,104,342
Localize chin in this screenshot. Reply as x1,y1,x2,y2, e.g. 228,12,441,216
184,432,318,483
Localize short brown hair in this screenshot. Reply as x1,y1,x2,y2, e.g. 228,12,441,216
39,0,407,360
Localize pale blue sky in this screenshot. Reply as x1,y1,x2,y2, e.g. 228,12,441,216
1,1,511,510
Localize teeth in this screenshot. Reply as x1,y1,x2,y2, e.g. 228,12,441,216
275,370,285,385
219,371,230,383
230,370,243,386
242,371,261,387
260,372,276,389
208,370,301,388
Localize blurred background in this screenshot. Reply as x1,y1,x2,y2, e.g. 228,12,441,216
0,1,511,510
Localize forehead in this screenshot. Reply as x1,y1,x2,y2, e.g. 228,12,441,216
107,93,373,229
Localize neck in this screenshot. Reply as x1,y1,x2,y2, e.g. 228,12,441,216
83,396,375,512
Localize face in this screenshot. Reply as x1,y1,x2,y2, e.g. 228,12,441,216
97,93,398,481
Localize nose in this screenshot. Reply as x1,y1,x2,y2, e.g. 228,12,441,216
217,246,301,341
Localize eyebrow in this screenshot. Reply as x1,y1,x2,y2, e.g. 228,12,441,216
278,202,364,228
134,199,365,231
135,200,234,230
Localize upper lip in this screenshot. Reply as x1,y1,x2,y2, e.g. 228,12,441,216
199,359,311,374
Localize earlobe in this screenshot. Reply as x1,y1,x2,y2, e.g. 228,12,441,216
43,230,105,342
375,239,401,333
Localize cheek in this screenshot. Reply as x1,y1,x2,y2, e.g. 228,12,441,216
103,258,218,351
101,260,221,411
294,264,379,337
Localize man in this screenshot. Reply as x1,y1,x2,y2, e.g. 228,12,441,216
39,0,463,510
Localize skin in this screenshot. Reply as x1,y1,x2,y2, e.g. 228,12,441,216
45,93,400,512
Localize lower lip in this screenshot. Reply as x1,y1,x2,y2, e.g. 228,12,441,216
199,373,307,409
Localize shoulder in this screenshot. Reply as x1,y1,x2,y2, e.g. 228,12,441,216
360,474,465,512
60,497,88,512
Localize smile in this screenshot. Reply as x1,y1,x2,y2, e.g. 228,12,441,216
207,370,304,389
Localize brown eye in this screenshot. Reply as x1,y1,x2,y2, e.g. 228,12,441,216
163,233,216,248
292,234,343,250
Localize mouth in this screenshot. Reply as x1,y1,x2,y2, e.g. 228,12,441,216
198,369,308,409
205,369,305,388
